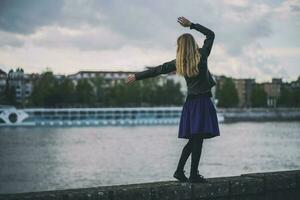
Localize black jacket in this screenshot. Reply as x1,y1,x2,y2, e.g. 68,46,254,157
134,22,216,99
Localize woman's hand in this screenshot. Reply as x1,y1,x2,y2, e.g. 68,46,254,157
177,16,192,27
125,74,136,84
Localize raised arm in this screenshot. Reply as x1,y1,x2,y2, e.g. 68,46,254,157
190,23,215,57
134,59,176,81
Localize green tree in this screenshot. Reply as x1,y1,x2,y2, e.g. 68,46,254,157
1,84,16,105
106,81,126,106
293,87,300,107
56,78,76,106
164,79,184,105
251,85,267,107
75,79,96,106
106,79,140,107
29,70,57,107
278,86,300,107
126,80,143,106
153,79,184,106
91,76,106,105
103,77,184,107
217,77,239,107
141,78,161,106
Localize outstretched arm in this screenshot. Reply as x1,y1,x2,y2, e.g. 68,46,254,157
134,59,176,81
177,17,215,57
190,22,215,57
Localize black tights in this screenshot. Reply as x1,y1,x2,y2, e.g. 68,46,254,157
176,135,204,176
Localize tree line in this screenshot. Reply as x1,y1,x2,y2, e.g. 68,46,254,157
1,70,184,108
215,76,300,108
1,70,299,108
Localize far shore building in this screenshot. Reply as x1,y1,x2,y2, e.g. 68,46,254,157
261,78,282,108
214,75,255,108
67,68,181,89
0,69,7,95
233,78,255,108
290,77,300,88
67,70,138,87
282,77,300,91
6,68,41,106
7,68,32,106
4,66,297,108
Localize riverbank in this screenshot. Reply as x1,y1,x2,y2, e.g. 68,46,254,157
1,169,299,200
219,107,300,122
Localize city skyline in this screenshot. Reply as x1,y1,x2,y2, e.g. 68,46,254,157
0,0,299,83
1,67,298,84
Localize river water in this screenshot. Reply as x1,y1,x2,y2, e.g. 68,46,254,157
0,121,300,194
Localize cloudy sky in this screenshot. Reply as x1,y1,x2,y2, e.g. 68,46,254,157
0,0,299,83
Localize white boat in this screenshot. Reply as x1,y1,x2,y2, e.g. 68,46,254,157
0,106,225,127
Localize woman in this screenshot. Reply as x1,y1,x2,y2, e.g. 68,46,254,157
126,16,220,183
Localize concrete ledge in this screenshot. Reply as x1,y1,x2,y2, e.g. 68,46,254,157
0,170,299,200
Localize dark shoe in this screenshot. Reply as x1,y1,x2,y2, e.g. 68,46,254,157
173,170,188,182
189,171,208,183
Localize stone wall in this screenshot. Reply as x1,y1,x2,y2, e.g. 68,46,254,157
0,169,299,200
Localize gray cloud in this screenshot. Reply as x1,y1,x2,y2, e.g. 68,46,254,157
0,31,24,47
0,0,64,34
0,0,298,82
0,0,278,53
291,5,300,11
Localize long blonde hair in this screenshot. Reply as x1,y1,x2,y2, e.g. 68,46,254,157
176,33,201,77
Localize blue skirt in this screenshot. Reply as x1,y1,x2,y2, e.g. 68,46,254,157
178,96,220,139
